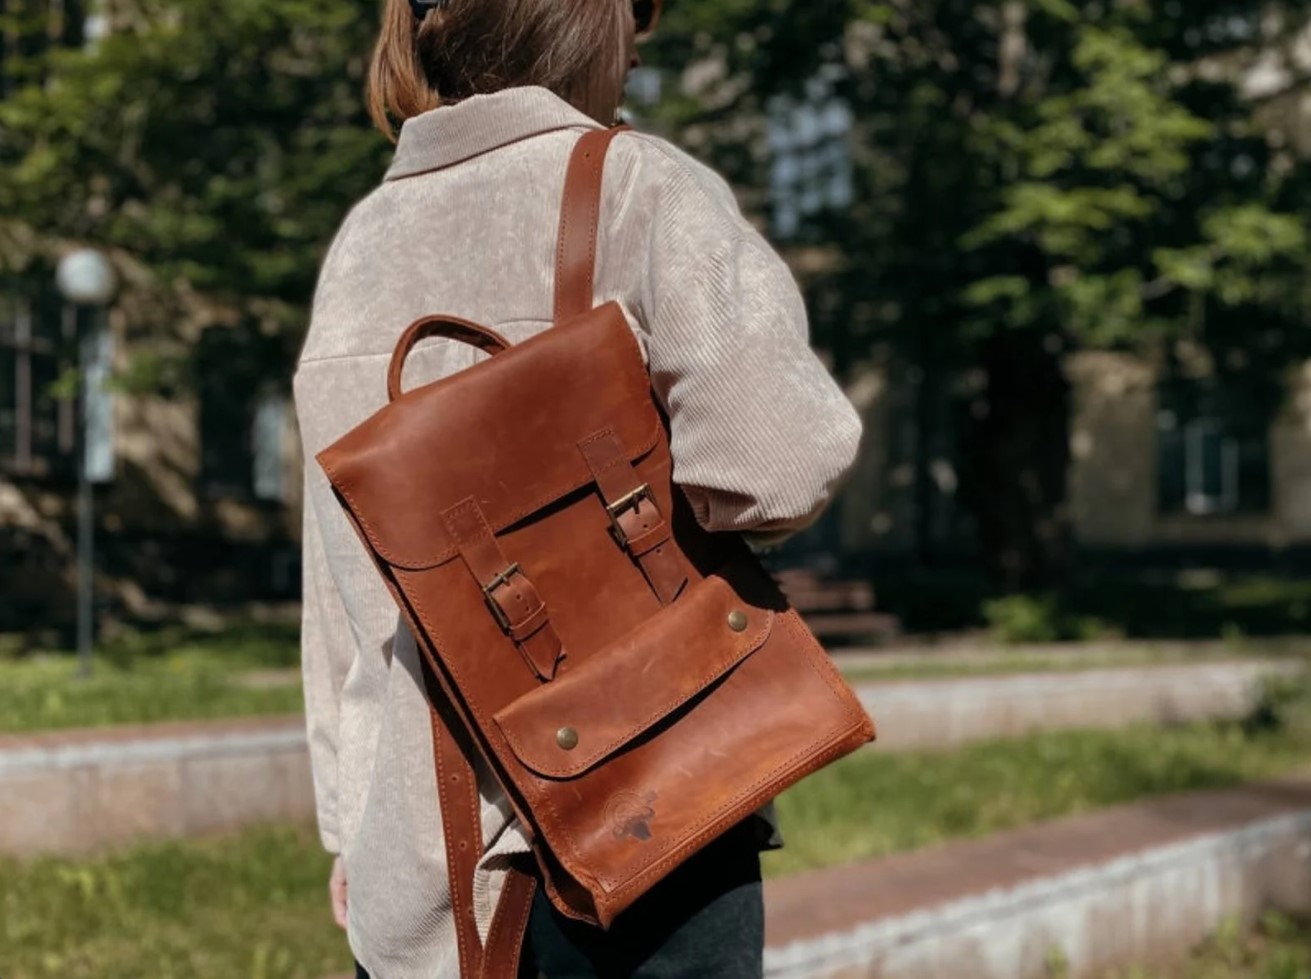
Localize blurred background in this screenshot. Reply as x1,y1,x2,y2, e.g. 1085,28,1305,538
3,1,1311,978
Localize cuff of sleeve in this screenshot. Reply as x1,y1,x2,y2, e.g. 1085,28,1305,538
318,820,342,856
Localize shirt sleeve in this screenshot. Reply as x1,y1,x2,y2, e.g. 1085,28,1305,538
300,476,355,855
637,150,863,540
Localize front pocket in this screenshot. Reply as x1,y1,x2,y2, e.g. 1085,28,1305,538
493,572,774,780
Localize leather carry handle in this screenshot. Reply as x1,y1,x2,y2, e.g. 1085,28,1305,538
389,123,626,403
388,315,512,402
553,125,630,325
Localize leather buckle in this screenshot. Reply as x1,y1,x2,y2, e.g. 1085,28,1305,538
605,484,653,547
482,562,522,631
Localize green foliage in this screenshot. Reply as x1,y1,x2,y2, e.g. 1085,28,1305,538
5,0,1311,583
649,0,1311,584
0,0,388,304
983,592,1114,644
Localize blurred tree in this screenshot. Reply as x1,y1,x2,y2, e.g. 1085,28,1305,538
648,0,1311,589
3,0,1310,590
0,0,389,378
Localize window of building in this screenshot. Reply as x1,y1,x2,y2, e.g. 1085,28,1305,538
196,327,289,503
767,68,854,241
1156,382,1270,516
0,284,77,478
251,387,288,503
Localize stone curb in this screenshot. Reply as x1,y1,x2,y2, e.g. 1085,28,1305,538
0,719,305,777
0,659,1300,856
0,715,313,856
762,779,1311,978
860,658,1302,752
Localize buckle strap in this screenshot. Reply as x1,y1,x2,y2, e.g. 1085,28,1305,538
442,498,564,681
578,430,687,606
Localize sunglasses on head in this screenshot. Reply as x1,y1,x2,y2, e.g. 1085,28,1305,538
632,0,662,39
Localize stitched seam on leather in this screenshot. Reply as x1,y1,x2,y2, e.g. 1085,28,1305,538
592,616,868,891
595,611,869,890
502,877,536,978
482,873,535,979
556,128,620,323
554,170,572,323
578,430,627,471
582,150,602,314
495,605,773,778
433,716,479,978
603,719,866,898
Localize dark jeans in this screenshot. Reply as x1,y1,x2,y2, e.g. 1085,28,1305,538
356,822,765,979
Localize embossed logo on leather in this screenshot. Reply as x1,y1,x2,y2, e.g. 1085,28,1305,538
606,790,658,842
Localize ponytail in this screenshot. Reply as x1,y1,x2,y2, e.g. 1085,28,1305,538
366,0,628,140
367,0,440,141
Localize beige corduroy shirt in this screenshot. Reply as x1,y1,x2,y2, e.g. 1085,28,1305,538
294,86,862,978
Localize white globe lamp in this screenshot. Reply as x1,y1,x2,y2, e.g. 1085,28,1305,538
56,248,118,306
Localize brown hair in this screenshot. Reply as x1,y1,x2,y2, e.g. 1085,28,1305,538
368,0,630,140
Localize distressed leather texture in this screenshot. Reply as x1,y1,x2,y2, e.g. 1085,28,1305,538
317,127,877,948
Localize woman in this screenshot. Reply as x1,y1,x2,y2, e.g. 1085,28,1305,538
293,0,864,976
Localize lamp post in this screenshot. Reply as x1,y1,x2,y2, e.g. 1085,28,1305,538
56,249,118,678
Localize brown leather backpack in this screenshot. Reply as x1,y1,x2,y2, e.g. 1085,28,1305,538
316,126,876,976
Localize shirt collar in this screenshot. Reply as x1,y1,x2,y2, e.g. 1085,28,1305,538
385,86,605,181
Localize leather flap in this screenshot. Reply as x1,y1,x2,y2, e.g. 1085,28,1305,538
493,573,774,780
316,302,663,570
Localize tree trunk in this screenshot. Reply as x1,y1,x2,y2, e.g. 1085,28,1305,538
958,329,1072,592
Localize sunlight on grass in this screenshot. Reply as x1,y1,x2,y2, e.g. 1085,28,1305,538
0,654,303,734
0,825,346,979
764,703,1311,877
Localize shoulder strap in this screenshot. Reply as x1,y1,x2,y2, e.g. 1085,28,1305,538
424,656,537,979
553,125,629,325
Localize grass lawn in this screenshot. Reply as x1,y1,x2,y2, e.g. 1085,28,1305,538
1101,914,1311,979
5,698,1311,979
0,651,302,735
0,825,346,979
0,622,302,734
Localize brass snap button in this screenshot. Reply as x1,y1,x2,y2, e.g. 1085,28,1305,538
727,610,749,632
556,726,579,751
